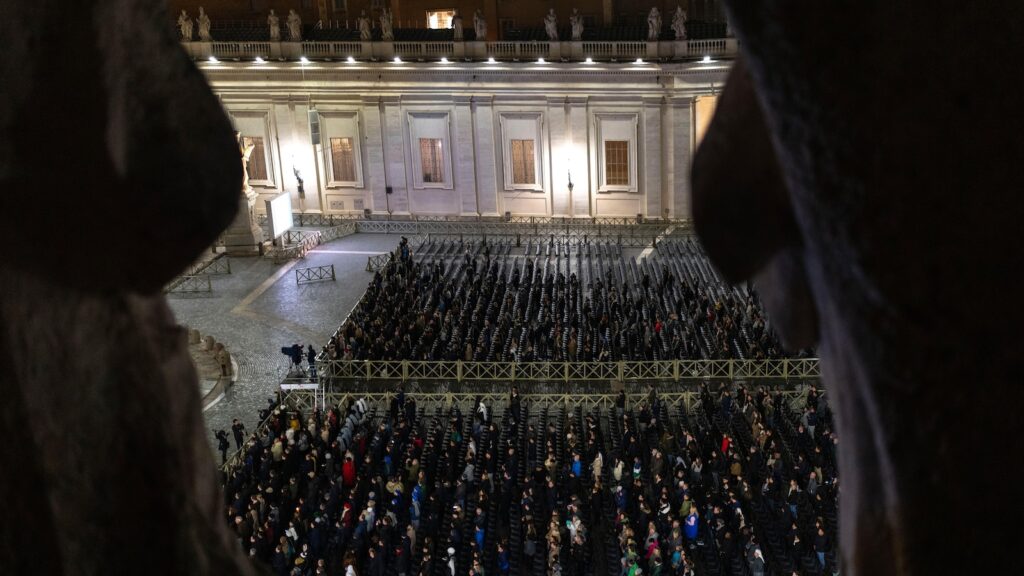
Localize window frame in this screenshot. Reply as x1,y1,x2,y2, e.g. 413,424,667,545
406,111,453,190
498,111,545,193
318,110,365,189
593,112,639,193
229,109,277,189
426,9,457,30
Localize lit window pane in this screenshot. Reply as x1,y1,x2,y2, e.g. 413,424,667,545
420,138,444,183
605,140,629,186
426,9,456,29
330,137,356,182
511,139,536,185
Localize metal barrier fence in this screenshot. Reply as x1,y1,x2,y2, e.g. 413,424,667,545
316,358,820,384
164,274,212,294
320,221,357,242
353,219,689,245
295,265,336,284
185,255,231,276
220,383,813,477
265,230,318,263
366,252,393,272
265,223,358,264
273,386,815,426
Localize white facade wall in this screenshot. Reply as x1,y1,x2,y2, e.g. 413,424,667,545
205,61,731,218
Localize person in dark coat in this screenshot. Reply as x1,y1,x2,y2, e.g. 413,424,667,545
216,429,230,463
232,418,246,450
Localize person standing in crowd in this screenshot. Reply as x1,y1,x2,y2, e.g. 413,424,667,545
231,418,246,450
215,429,230,464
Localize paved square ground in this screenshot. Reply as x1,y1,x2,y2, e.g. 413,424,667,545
168,233,400,442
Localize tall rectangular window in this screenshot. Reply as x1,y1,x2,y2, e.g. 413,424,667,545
426,9,456,29
330,137,356,182
604,140,629,186
243,136,268,181
510,139,536,185
419,138,445,183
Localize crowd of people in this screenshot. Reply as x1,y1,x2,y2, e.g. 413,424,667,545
322,238,799,364
222,383,839,576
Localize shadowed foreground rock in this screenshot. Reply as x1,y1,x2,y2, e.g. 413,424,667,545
0,1,257,574
693,2,1024,574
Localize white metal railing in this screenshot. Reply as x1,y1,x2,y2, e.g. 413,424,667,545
582,41,646,59
423,42,455,56
393,42,423,56
685,38,729,56
186,39,737,62
211,41,271,58
302,41,363,57
486,41,551,59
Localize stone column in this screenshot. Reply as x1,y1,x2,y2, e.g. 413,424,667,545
668,96,693,218
472,96,500,217
381,96,410,215
547,96,570,216
642,96,664,218
361,96,388,214
566,96,591,217
453,96,478,217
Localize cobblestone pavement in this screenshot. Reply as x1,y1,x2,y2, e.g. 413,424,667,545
168,233,400,447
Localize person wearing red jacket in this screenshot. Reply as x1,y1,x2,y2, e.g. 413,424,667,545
342,452,356,488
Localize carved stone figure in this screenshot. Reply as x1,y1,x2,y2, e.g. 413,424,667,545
692,3,1024,575
473,9,487,40
227,132,264,250
0,0,259,572
452,10,463,41
286,9,302,41
237,132,256,203
197,7,212,41
177,10,194,41
267,9,280,42
570,9,583,41
380,8,393,41
544,9,559,41
358,11,371,41
671,7,687,40
647,7,661,41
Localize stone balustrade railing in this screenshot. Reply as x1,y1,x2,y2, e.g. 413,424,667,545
181,38,738,63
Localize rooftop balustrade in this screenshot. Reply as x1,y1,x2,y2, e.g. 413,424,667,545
182,37,738,63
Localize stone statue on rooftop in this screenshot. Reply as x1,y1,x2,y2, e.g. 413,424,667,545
473,10,487,40
380,8,394,41
647,7,662,41
197,7,212,41
358,11,371,41
544,9,559,41
287,10,302,41
452,10,464,41
671,7,687,40
177,10,194,41
570,9,583,41
268,9,281,41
